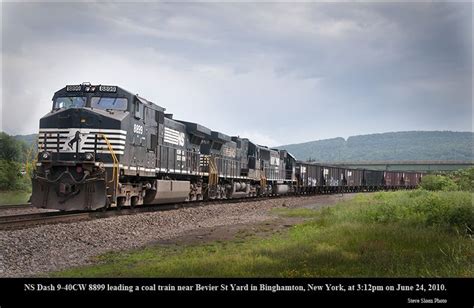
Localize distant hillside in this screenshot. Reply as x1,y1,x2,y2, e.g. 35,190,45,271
278,131,474,162
13,134,38,148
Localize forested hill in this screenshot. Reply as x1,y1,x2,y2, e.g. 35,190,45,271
277,131,474,162
13,134,38,147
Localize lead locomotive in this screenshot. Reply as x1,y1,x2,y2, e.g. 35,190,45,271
32,83,297,211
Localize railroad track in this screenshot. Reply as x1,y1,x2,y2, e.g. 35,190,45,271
0,188,404,231
0,196,280,230
0,203,31,210
0,211,92,230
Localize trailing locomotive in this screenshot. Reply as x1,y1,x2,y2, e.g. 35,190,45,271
31,83,423,211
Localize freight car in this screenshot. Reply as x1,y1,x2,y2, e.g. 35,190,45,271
31,83,423,211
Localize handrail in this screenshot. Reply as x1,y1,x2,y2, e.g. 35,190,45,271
208,155,218,187
99,134,119,205
26,134,39,176
260,174,267,188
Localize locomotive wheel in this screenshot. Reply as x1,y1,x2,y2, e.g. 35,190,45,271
99,199,110,212
116,197,126,210
130,196,139,209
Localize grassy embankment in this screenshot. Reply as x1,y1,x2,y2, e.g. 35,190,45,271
53,190,473,277
0,190,30,205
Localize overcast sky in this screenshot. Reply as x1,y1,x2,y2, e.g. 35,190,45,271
1,1,472,146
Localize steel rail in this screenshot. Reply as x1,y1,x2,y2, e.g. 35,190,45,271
0,203,31,210
0,195,282,230
0,187,405,231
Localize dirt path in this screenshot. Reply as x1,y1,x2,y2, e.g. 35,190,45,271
156,193,357,246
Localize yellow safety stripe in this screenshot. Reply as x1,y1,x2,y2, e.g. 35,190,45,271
100,134,119,204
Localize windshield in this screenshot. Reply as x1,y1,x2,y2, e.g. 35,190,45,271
91,97,128,111
54,97,86,109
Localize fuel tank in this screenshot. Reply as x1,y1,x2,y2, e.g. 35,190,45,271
143,180,191,204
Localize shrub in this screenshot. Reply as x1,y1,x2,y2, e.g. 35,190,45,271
0,132,34,192
450,168,474,192
362,191,473,235
0,160,31,191
420,174,458,191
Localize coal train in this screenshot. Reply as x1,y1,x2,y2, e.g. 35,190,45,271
31,83,424,211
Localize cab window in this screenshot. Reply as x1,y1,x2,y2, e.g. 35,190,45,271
54,97,86,109
91,97,128,111
134,101,141,119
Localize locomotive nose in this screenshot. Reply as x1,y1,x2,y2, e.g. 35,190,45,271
38,107,123,158
34,103,127,210
47,108,110,129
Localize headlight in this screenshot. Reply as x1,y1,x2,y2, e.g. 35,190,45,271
85,153,94,161
40,151,51,160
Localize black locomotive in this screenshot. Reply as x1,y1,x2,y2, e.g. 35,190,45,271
31,83,423,211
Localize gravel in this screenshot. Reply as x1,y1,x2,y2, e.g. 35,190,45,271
0,194,352,277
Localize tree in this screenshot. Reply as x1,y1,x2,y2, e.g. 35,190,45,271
0,132,21,161
0,132,33,191
420,175,458,191
450,167,474,192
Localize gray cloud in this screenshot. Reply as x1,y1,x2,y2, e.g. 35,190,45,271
1,2,471,146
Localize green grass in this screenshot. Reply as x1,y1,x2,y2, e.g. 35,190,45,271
0,190,30,205
53,191,474,277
